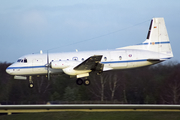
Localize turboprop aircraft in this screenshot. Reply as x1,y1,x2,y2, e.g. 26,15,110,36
6,18,173,88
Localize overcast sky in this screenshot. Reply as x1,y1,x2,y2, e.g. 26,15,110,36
0,0,180,63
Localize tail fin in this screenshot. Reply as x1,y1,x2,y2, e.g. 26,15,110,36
144,18,173,56
118,18,173,58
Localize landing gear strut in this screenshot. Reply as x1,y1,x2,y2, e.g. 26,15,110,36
76,78,90,86
29,76,34,88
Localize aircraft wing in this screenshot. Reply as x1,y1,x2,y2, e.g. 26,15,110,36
74,55,103,71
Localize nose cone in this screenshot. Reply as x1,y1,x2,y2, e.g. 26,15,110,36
6,63,16,75
6,66,13,75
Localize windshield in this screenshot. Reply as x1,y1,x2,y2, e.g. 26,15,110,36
17,59,21,62
17,58,27,63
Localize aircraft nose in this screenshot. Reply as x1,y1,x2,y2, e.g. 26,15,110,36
6,67,12,75
6,66,14,75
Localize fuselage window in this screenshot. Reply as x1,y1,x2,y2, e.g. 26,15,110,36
82,58,84,61
59,59,61,61
72,57,78,61
119,56,122,60
21,59,23,62
104,57,107,61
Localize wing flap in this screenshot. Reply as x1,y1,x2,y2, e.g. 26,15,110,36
74,55,103,71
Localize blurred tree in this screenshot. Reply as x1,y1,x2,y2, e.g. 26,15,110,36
63,86,80,101
50,74,71,100
160,64,180,104
50,91,61,101
88,72,108,101
0,61,180,104
108,73,119,101
0,62,13,102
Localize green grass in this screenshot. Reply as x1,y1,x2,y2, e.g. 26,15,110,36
0,112,180,120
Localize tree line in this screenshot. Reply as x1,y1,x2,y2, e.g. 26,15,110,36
0,61,180,104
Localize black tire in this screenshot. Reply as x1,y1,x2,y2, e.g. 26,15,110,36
84,79,90,86
76,78,83,85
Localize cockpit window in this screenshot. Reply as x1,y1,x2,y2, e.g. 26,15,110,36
17,58,28,63
24,58,27,63
17,59,21,62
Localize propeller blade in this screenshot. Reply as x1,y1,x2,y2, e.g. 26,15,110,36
47,51,50,80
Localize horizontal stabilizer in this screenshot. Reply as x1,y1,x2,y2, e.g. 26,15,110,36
147,59,161,62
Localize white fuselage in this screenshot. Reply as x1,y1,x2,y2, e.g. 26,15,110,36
6,49,170,76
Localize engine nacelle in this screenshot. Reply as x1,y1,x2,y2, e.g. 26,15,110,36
51,60,80,69
51,60,91,76
62,66,91,76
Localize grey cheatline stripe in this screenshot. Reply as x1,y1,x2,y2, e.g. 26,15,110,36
137,41,170,45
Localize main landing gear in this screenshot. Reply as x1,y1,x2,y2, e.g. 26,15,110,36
76,78,90,86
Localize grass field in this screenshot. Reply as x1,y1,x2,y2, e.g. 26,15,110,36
0,112,180,120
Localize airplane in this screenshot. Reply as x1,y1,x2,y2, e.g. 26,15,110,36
6,18,173,88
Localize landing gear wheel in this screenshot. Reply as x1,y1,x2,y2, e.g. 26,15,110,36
76,78,83,85
84,79,90,86
29,83,34,88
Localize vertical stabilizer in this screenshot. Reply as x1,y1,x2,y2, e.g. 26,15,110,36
145,18,173,56
118,18,173,58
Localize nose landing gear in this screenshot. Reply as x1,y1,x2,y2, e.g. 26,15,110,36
29,76,34,88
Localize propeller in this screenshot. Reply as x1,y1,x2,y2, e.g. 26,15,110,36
46,51,51,80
